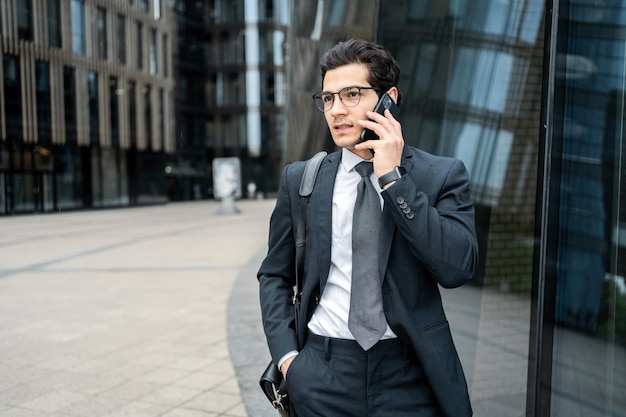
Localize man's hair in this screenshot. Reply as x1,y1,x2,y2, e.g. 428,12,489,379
320,39,402,104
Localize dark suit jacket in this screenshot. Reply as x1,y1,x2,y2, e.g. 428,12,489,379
258,146,479,417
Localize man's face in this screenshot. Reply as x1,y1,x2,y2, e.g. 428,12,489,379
321,63,380,156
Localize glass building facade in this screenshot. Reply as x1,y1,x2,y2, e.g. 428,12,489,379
285,1,625,416
0,0,289,212
0,0,175,214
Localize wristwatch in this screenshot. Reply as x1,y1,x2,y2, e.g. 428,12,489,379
378,166,406,189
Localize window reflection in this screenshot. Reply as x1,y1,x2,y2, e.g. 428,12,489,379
548,1,626,415
117,14,127,64
47,0,61,47
36,61,52,145
71,0,85,55
96,7,107,60
17,0,33,40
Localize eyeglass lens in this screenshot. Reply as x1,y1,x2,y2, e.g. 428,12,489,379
315,86,367,112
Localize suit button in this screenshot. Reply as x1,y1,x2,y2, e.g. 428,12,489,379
399,202,408,209
396,196,405,204
406,212,415,219
402,207,411,214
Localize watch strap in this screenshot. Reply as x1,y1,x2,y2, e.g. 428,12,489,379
378,166,406,189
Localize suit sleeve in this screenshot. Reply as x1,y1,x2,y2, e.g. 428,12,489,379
257,163,303,363
382,158,478,288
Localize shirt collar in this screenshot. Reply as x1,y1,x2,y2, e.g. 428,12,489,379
341,148,372,173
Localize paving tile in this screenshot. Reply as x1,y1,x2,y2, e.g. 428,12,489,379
19,390,86,412
99,400,172,417
0,407,70,417
58,394,128,416
160,408,218,417
98,380,161,401
172,371,228,390
181,391,242,414
139,385,203,407
133,368,191,385
0,384,53,407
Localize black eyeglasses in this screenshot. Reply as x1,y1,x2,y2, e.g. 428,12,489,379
312,86,379,112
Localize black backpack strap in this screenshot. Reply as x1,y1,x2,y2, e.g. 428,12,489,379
293,151,327,329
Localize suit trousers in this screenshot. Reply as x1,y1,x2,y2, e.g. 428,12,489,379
285,333,443,417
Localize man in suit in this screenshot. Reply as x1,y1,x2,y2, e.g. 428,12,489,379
258,39,478,417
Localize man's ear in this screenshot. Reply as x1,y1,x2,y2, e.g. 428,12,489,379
387,86,399,103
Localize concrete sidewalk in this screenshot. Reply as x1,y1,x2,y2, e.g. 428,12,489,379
0,200,278,417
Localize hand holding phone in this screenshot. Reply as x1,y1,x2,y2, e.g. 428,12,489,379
359,93,400,142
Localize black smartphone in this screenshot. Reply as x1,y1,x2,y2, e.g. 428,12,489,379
359,92,400,142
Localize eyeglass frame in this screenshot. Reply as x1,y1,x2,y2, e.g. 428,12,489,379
312,85,380,112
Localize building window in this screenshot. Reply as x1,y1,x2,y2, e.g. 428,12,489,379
116,14,126,64
35,61,52,145
128,81,137,147
109,77,119,147
63,67,77,143
149,28,158,75
162,34,169,77
3,56,22,139
140,0,149,13
158,88,165,149
71,0,86,55
143,85,152,150
96,7,107,60
154,0,161,20
17,0,34,40
47,0,62,47
137,22,144,69
88,71,99,145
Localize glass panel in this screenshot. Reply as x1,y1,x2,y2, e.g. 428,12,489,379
71,0,85,54
55,147,82,209
63,67,77,143
12,173,34,212
154,0,161,20
110,77,119,147
150,28,157,74
548,1,626,416
375,1,545,415
4,56,22,139
158,88,165,150
128,81,137,147
144,84,152,149
35,61,52,145
17,0,33,40
96,7,107,60
101,148,120,206
0,173,5,215
88,71,99,144
117,14,126,64
162,34,169,77
137,22,144,69
47,0,62,47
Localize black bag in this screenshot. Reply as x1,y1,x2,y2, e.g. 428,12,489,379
259,151,327,416
259,361,290,417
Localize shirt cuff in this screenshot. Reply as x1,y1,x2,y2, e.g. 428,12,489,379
277,350,299,371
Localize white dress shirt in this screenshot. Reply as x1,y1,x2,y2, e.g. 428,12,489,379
278,149,397,369
307,148,396,340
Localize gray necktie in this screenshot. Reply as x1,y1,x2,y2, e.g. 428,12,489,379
349,161,386,350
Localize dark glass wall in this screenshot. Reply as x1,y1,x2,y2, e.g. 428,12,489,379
541,0,626,415
377,1,544,415
285,1,625,415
